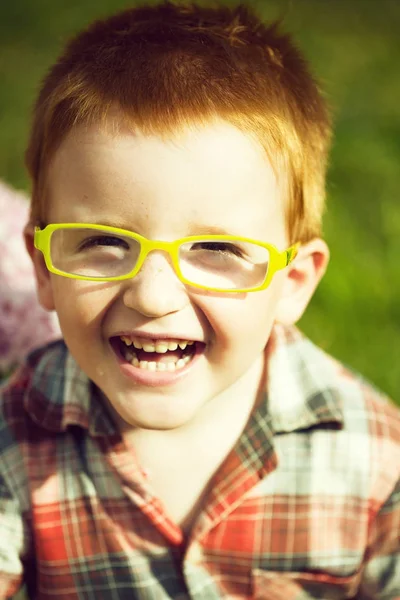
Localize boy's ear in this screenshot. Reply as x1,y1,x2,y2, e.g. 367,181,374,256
24,223,56,311
275,238,329,325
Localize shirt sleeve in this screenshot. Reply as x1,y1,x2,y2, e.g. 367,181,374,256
0,472,28,599
359,477,400,600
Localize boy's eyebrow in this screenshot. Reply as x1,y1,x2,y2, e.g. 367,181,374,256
72,219,121,228
68,219,136,232
186,224,238,236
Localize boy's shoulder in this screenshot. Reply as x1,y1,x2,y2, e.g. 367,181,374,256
0,342,68,514
267,324,400,445
0,341,66,447
0,339,110,444
265,324,400,513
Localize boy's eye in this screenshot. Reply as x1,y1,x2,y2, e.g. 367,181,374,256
78,235,130,251
189,241,245,258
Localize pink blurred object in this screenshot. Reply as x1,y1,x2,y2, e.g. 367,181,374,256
0,180,61,373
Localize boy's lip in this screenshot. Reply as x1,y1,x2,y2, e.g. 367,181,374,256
111,337,204,387
112,330,204,342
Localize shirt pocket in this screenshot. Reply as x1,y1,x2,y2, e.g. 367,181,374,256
251,568,362,600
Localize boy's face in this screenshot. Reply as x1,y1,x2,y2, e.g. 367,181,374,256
32,120,294,432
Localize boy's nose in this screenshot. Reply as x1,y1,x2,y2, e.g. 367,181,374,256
121,253,189,318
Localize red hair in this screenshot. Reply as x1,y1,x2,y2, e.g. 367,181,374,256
26,1,331,242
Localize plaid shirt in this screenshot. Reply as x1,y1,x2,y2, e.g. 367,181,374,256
0,325,399,599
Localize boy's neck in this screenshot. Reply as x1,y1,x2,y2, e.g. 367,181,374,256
121,352,266,531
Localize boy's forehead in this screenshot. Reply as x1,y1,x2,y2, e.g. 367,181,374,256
46,119,287,240
54,117,273,165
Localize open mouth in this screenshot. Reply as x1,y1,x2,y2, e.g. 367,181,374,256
113,335,200,372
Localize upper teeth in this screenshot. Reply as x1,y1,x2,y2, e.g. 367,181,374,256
120,336,194,352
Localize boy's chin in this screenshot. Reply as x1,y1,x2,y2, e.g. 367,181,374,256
113,405,203,434
102,386,210,434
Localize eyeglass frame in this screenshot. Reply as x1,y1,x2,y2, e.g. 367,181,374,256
34,223,300,293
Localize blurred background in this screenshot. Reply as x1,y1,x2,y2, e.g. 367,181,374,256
0,0,399,406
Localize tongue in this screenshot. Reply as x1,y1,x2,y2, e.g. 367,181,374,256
136,349,184,364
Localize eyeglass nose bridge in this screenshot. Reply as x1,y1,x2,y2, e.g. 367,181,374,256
133,237,181,279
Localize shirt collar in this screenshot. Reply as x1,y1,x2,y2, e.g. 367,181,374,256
23,325,343,437
265,324,343,433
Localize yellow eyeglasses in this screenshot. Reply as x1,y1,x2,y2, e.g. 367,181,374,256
34,223,299,293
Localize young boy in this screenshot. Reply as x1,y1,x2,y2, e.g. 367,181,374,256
0,2,399,598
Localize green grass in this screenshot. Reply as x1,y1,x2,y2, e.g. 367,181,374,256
0,0,399,405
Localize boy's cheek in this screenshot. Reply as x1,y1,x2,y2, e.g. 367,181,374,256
199,287,282,346
53,281,120,333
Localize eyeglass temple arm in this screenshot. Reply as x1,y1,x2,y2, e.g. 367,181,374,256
285,243,300,266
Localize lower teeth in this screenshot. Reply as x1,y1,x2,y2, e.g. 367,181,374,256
131,354,192,372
